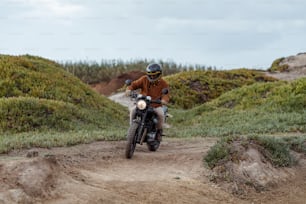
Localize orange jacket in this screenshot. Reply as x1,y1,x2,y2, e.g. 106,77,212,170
127,76,170,108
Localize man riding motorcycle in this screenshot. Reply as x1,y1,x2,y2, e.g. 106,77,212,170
125,63,170,141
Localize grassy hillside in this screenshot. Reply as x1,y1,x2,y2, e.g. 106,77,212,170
168,77,306,137
165,69,277,109
0,54,305,154
210,78,306,111
0,54,128,134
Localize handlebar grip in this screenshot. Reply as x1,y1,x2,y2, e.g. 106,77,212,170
152,99,161,104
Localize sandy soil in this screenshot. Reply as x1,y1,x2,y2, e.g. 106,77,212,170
0,138,306,204
264,71,306,81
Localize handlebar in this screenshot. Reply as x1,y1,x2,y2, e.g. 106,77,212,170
151,99,162,104
129,91,162,104
130,91,138,99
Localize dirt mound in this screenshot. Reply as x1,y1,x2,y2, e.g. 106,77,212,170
91,71,145,96
266,53,306,80
209,140,303,196
280,52,306,71
0,156,59,203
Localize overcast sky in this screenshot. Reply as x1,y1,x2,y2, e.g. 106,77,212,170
1,0,306,69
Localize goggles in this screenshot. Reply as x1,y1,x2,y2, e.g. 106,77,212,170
147,71,161,76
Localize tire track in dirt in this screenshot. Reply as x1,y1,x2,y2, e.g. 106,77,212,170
1,138,306,203
1,138,247,204
44,138,247,204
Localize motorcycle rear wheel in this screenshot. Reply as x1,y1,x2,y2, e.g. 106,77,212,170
125,122,139,159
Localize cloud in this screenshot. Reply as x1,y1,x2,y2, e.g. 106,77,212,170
6,0,85,18
156,17,306,34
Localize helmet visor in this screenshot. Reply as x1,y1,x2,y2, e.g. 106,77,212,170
147,71,161,80
147,71,161,75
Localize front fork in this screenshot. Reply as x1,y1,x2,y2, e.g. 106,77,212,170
135,111,148,143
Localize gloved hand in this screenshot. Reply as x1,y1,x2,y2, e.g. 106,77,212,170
125,89,131,97
161,99,168,105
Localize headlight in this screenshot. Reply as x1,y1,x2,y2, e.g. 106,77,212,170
137,100,147,110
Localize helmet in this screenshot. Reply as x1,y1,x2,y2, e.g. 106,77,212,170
146,63,162,82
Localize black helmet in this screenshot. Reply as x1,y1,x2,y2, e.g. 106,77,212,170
146,63,162,82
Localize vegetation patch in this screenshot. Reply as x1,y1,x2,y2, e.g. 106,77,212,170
165,69,277,109
0,54,129,151
0,129,126,153
0,97,127,133
204,135,306,194
61,59,210,84
167,77,305,138
0,54,124,109
268,57,289,72
209,77,306,111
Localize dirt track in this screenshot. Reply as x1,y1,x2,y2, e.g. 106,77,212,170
1,137,306,204
1,138,239,204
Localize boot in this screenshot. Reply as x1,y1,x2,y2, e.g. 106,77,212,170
156,129,163,142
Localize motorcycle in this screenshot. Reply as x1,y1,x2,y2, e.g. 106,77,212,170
125,79,169,159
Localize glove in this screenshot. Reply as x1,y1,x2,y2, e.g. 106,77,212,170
155,99,162,104
125,89,131,97
161,99,168,105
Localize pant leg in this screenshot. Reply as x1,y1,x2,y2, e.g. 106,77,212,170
154,107,164,129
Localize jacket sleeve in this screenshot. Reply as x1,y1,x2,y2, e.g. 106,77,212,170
127,76,145,90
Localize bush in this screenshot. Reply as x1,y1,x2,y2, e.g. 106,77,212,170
0,54,128,133
204,136,295,169
283,136,306,154
210,78,306,112
165,69,277,109
0,97,84,132
204,137,231,168
250,136,294,167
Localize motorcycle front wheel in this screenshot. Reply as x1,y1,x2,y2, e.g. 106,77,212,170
125,122,139,159
147,141,160,152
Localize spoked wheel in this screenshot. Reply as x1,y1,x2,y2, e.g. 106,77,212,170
125,122,139,159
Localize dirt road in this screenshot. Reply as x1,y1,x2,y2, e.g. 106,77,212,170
1,138,241,204
1,137,306,204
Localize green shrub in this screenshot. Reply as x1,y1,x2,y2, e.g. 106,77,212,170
283,136,306,153
204,136,295,169
0,54,115,109
204,137,231,168
165,69,277,109
167,77,305,139
250,136,294,167
0,97,127,133
0,54,128,133
210,78,306,112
